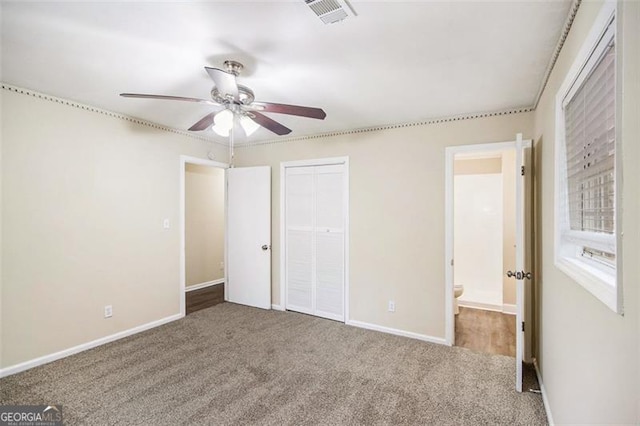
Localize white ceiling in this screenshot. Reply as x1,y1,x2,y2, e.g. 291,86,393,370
1,0,572,143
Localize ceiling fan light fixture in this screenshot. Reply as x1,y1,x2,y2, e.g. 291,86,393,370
212,125,230,137
212,109,234,136
241,115,260,136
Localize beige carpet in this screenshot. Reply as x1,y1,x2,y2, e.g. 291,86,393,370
1,303,547,425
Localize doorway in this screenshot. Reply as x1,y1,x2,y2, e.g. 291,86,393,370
180,156,228,316
183,162,226,315
444,135,533,392
180,158,272,316
452,149,517,356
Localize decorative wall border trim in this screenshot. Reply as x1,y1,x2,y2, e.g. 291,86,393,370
235,106,535,148
532,0,582,109
1,83,227,147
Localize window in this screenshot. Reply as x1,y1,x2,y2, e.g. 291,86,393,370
555,2,621,313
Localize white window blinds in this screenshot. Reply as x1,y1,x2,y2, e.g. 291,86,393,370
563,41,615,236
553,4,619,313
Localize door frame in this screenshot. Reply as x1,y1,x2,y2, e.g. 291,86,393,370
444,138,531,346
179,155,229,317
279,156,350,321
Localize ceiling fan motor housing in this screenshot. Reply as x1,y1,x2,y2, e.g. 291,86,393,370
211,84,255,105
223,60,244,76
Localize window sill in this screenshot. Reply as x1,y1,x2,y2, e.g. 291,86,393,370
555,256,619,313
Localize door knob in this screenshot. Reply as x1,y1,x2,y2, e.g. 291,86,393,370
261,244,270,251
506,270,533,280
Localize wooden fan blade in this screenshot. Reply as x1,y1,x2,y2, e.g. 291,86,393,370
188,112,216,131
120,93,218,106
251,102,326,120
205,67,238,100
249,111,292,136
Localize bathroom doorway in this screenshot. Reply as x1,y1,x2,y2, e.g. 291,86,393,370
445,135,534,392
451,148,517,357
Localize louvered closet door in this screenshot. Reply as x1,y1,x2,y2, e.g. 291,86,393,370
285,163,345,322
285,167,314,314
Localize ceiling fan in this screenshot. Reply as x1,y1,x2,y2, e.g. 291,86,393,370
120,60,327,139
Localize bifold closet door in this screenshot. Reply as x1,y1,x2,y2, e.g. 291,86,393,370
285,164,345,322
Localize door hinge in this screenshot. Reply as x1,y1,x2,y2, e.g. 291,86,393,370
521,321,525,332
521,166,525,176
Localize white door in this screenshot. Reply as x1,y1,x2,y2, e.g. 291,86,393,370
515,134,533,392
284,162,346,322
226,166,271,310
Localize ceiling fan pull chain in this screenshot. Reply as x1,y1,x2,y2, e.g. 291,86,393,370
229,118,235,167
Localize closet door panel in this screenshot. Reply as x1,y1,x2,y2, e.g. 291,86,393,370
285,167,314,314
315,165,344,230
314,164,345,320
315,232,344,320
286,169,314,228
286,230,313,313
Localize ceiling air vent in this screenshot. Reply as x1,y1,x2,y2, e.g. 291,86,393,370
305,0,357,24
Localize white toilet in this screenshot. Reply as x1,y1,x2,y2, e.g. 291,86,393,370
454,284,464,315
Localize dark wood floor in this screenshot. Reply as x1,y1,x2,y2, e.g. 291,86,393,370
455,307,516,357
186,283,225,315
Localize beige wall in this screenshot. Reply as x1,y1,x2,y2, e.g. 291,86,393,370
185,164,225,286
235,112,533,338
1,89,226,368
533,1,639,424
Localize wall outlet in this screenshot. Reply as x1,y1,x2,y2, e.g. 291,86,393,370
104,305,113,318
163,219,170,229
220,261,224,270
388,300,395,312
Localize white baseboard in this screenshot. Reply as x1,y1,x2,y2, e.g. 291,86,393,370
458,300,517,315
0,313,183,378
185,279,224,292
271,304,285,311
533,358,554,426
502,303,517,315
346,319,447,346
458,300,503,312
